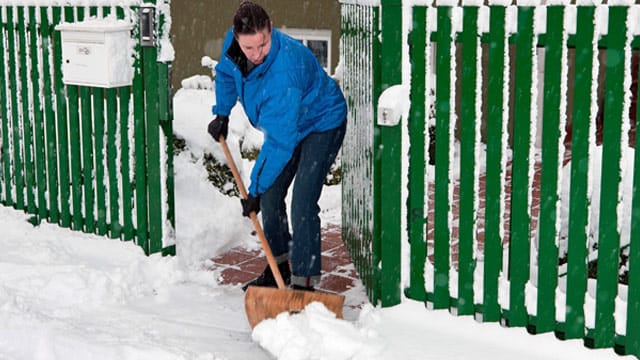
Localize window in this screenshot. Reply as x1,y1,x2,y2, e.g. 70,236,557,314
280,28,332,74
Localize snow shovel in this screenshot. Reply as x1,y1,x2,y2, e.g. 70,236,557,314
218,136,345,329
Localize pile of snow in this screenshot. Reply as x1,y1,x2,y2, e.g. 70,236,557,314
253,303,384,360
181,75,214,90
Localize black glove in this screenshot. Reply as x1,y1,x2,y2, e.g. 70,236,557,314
207,115,229,142
241,195,261,217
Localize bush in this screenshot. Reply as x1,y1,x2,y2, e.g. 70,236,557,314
174,136,342,200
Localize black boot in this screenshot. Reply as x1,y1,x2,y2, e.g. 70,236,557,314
291,284,315,292
241,261,291,292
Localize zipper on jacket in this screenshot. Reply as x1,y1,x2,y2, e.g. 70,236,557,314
254,158,267,195
240,77,246,105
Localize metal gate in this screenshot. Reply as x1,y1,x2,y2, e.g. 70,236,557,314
341,0,640,357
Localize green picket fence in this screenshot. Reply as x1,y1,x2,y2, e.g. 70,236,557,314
0,1,174,255
341,0,640,357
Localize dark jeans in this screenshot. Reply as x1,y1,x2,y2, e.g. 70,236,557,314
260,121,346,286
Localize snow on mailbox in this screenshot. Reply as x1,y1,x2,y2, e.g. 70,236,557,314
56,19,134,88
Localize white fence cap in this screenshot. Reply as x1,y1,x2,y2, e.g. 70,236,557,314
461,0,483,6
516,0,541,5
487,0,512,6
435,0,459,6
575,0,603,5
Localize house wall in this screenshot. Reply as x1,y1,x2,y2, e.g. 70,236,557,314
169,0,342,93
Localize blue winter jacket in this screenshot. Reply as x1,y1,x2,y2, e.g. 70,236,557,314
213,28,347,196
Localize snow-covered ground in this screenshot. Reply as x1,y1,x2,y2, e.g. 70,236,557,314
0,82,631,360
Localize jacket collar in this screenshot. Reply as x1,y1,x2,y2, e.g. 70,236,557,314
226,29,281,79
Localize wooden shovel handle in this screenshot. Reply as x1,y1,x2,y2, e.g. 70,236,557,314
219,136,287,289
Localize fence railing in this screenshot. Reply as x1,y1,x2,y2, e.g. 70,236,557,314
341,0,640,357
0,1,175,255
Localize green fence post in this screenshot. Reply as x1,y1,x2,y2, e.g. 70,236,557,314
158,61,176,255
378,0,402,307
17,6,36,215
589,5,627,349
627,32,640,357
481,4,507,323
62,6,84,231
157,0,176,255
457,4,480,316
143,1,165,255
563,4,595,341
535,5,564,335
29,6,48,222
80,86,95,233
99,7,123,240
431,4,453,310
114,4,131,241
142,38,161,252
40,7,60,224
0,7,12,206
106,88,122,238
406,5,428,302
53,6,71,228
507,5,535,328
77,5,93,233
132,10,149,252
120,86,135,241
67,79,82,231
94,87,107,236
7,8,25,210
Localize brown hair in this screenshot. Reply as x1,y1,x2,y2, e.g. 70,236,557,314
233,1,271,36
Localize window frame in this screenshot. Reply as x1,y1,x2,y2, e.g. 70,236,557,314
280,27,332,74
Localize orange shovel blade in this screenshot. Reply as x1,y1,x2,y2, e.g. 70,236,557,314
244,286,345,328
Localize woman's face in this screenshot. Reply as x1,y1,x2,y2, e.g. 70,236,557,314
236,28,272,65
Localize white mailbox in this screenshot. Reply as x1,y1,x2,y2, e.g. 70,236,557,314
56,20,134,88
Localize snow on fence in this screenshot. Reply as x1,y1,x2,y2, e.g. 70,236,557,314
0,1,175,255
340,0,380,304
340,0,640,357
